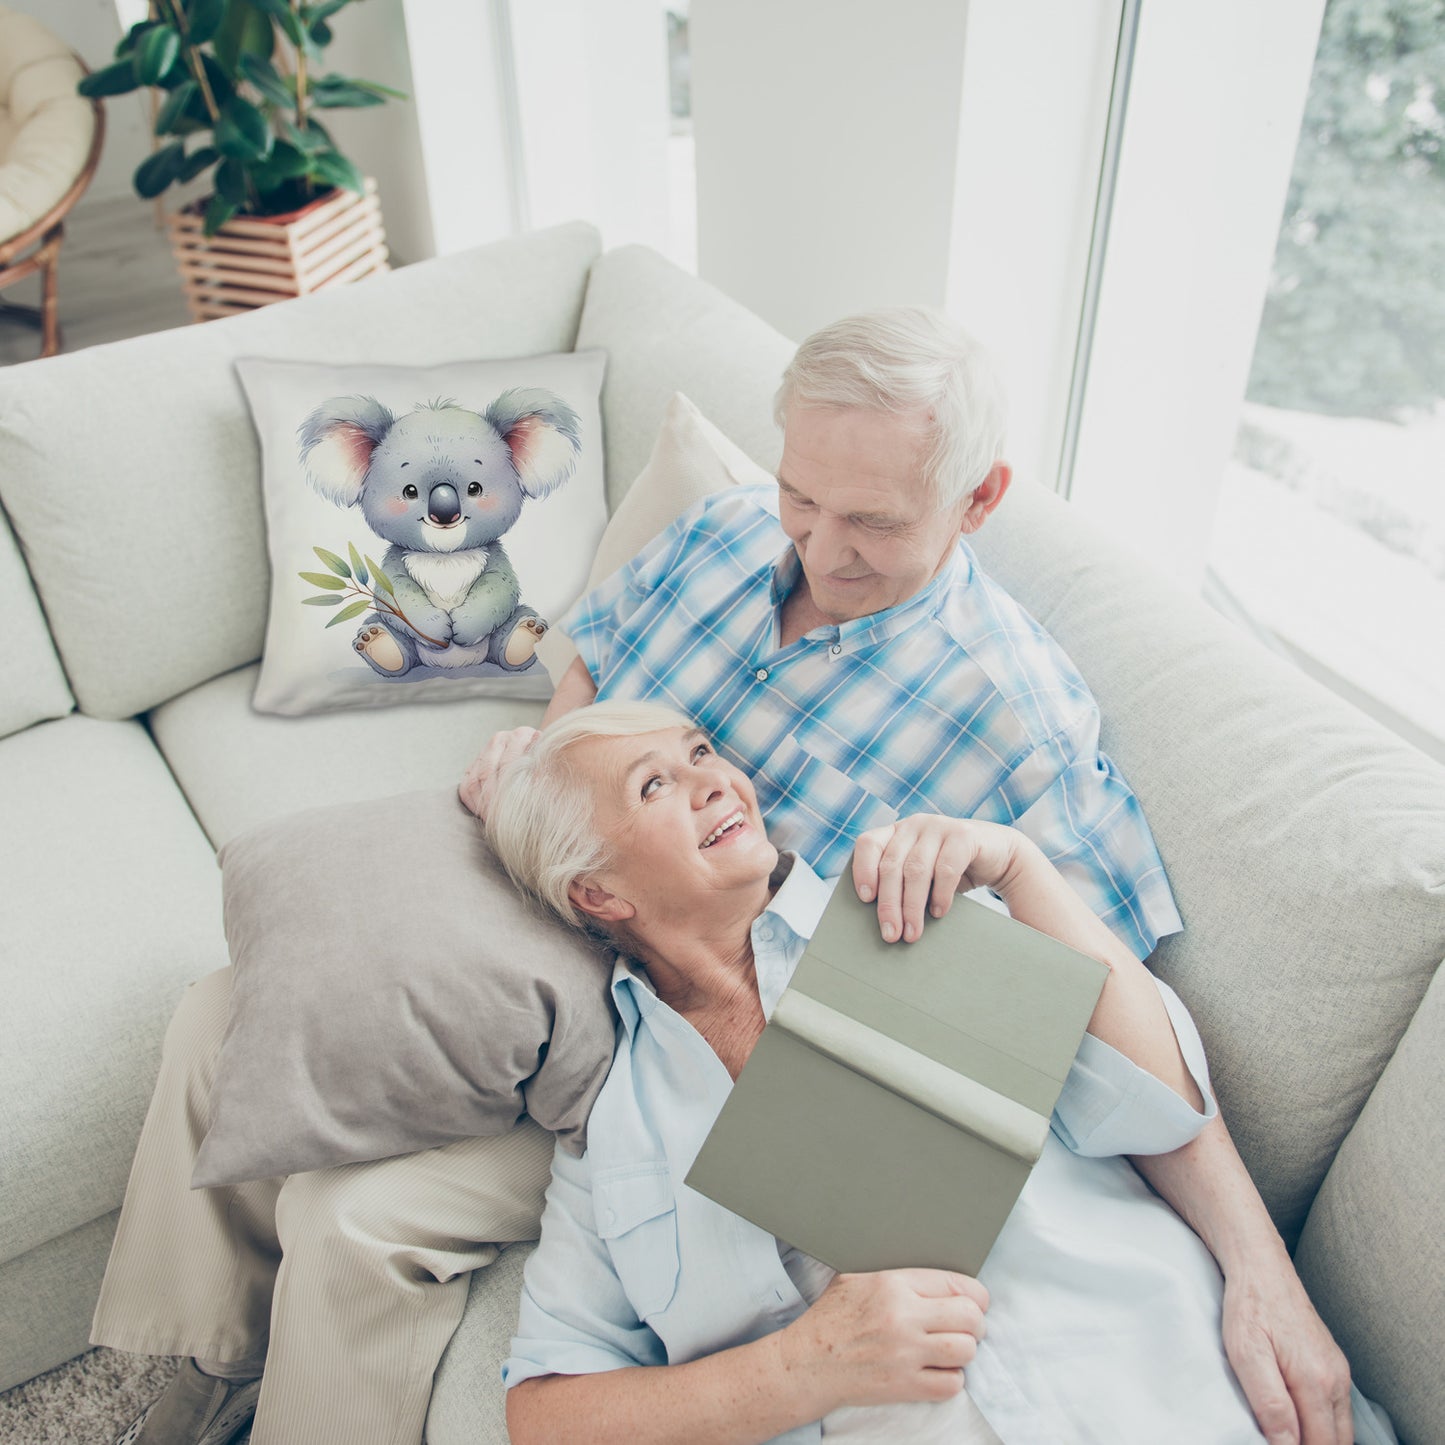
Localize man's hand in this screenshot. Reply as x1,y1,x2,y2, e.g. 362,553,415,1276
1221,1262,1353,1445
458,726,539,821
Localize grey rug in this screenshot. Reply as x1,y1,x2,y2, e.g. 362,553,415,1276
0,1350,192,1445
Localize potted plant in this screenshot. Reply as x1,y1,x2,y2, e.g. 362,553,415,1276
79,0,404,319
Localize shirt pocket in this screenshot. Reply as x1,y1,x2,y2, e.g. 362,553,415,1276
593,1163,681,1321
758,731,898,867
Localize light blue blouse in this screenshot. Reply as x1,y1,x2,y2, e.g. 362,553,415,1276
505,858,1270,1443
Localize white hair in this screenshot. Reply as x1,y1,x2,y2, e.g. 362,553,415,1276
774,307,1008,509
486,700,696,931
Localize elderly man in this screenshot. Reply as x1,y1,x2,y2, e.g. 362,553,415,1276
95,310,1350,1445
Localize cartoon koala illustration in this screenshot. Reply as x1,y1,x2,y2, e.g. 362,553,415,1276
298,389,580,679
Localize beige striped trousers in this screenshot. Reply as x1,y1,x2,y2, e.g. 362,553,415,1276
91,968,555,1445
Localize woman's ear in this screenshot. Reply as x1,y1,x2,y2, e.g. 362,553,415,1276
567,879,635,924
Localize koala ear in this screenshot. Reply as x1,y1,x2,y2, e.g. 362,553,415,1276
485,388,582,500
297,396,395,507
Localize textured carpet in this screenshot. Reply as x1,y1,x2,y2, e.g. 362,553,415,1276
0,1350,196,1445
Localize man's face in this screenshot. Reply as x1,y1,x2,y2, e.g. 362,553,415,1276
776,405,974,623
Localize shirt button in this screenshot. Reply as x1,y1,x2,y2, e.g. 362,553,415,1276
755,668,769,681
830,644,842,655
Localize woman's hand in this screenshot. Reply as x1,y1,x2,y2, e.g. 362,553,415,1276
458,726,540,821
852,815,1029,943
779,1269,989,1412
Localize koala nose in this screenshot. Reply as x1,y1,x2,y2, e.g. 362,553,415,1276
428,483,461,526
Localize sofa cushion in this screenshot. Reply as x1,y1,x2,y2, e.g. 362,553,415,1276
575,245,794,510
0,715,227,1267
0,500,71,738
195,791,615,1187
237,350,607,716
1295,959,1445,1445
148,663,540,850
968,478,1445,1244
0,221,601,721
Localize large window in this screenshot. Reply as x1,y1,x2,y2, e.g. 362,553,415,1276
1206,0,1445,757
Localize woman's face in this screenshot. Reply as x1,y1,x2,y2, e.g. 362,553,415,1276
566,726,778,927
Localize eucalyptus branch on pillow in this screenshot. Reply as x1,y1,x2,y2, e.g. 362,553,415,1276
299,543,448,647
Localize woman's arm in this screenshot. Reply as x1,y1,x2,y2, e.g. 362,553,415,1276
851,816,1202,1108
509,1269,987,1445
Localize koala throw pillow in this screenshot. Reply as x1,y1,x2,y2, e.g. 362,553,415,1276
237,351,608,715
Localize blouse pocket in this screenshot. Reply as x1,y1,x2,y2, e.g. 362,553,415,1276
593,1163,681,1321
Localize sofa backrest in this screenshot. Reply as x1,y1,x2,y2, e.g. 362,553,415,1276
0,499,71,738
0,222,602,721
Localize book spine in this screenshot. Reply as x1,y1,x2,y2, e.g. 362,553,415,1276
771,990,1050,1164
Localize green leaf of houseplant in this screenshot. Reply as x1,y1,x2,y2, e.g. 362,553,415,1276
239,52,295,108
348,77,409,101
313,546,351,578
299,570,348,590
134,25,181,86
308,19,333,48
199,52,236,107
347,543,368,586
154,79,198,135
202,192,238,235
302,594,346,605
214,156,249,205
309,75,384,109
133,142,186,199
367,558,394,596
178,144,220,182
325,598,372,626
248,0,307,46
281,116,333,154
213,0,274,77
115,20,156,59
302,0,353,24
185,0,227,47
79,59,143,98
309,149,364,194
215,95,274,161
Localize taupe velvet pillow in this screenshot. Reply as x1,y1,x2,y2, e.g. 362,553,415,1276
192,789,617,1188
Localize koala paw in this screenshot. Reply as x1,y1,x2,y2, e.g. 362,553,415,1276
504,615,548,668
354,624,407,674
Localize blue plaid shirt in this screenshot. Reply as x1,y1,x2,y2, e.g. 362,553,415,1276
563,485,1181,959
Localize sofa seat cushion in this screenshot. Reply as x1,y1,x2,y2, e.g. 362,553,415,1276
148,663,542,850
0,221,602,722
968,478,1445,1244
0,715,227,1267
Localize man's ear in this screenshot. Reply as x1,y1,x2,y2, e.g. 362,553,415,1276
958,462,1012,536
567,879,635,925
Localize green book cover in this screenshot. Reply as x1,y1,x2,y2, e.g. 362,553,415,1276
684,886,1109,1276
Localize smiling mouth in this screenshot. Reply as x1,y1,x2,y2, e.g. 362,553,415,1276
424,517,465,530
700,811,746,848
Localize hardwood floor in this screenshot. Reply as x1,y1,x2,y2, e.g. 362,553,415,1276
0,194,192,366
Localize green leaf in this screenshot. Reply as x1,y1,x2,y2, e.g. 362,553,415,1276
308,19,333,47
309,75,384,109
213,0,274,75
154,79,198,135
247,0,307,46
349,78,408,101
115,20,157,59
302,0,352,24
302,594,346,606
299,569,347,590
347,543,368,586
248,139,310,192
214,155,249,204
309,148,363,195
178,144,219,182
202,192,238,235
134,25,181,86
186,0,227,47
313,546,351,578
79,59,143,98
239,52,295,108
281,116,332,154
133,142,185,199
199,52,235,107
325,598,372,626
215,95,273,160
367,558,395,596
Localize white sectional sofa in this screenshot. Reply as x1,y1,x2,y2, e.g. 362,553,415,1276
0,222,1441,1443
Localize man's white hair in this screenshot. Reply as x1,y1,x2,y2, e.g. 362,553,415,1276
487,700,696,931
774,307,1008,510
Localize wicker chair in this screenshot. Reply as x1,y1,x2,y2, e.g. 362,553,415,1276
0,7,103,359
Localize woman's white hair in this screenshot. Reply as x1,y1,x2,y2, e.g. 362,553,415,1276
774,307,1007,510
486,700,696,931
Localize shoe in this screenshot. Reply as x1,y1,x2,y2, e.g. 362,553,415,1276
112,1359,262,1445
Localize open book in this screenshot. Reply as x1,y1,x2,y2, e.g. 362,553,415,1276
685,884,1109,1275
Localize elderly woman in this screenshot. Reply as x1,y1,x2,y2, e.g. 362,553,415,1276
485,701,1312,1445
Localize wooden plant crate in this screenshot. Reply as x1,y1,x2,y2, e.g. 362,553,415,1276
165,179,389,322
